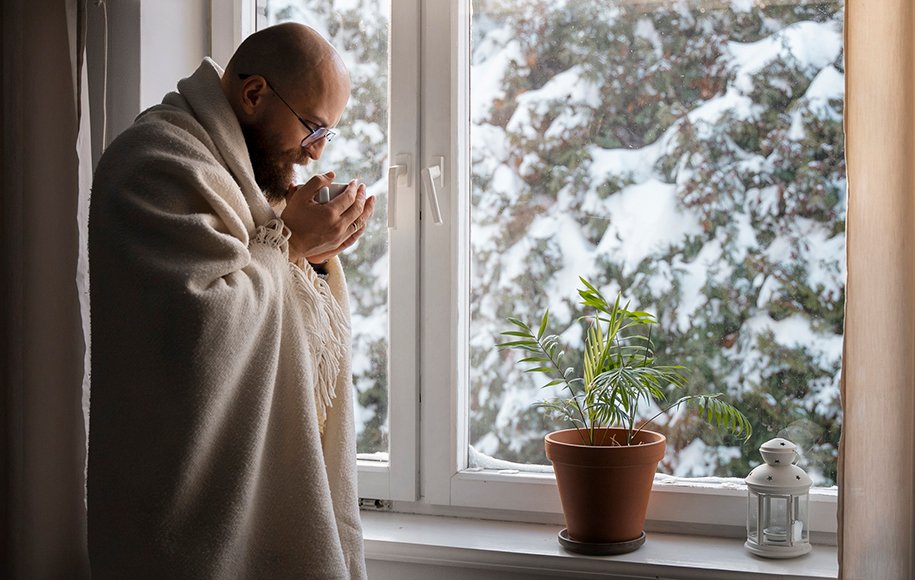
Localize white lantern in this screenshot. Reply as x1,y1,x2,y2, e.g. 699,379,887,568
745,438,812,558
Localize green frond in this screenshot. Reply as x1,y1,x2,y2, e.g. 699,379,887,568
496,339,536,348
524,366,556,374
537,309,550,340
654,394,753,442
506,317,533,332
696,395,753,441
500,277,749,445
500,330,534,338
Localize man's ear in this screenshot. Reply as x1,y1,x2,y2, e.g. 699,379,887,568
239,76,269,116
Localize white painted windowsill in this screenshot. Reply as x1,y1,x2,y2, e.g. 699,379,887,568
362,511,838,580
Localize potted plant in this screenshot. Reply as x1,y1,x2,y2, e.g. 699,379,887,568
498,277,751,554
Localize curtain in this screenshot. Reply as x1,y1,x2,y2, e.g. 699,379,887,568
840,1,915,578
75,0,94,521
1,0,91,577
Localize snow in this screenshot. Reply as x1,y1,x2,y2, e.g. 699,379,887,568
634,18,663,59
764,233,794,264
588,140,663,186
469,445,554,473
351,119,385,144
804,65,845,120
471,36,524,123
805,65,844,102
595,179,704,276
472,123,511,162
672,439,743,477
491,163,523,199
507,65,602,139
730,0,755,13
687,89,755,127
473,432,501,456
530,213,598,318
780,21,843,72
673,240,723,332
500,238,534,285
805,232,845,297
744,313,843,365
727,21,842,94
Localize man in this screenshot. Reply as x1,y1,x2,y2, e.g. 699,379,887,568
87,23,372,579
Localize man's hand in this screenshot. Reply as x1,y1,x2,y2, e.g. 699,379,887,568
281,172,377,264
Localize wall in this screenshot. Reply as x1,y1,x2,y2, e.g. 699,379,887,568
140,0,210,111
87,0,209,161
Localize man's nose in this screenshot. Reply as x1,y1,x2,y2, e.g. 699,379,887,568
305,139,326,161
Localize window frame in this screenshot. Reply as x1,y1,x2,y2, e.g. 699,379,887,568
213,0,839,540
212,0,422,503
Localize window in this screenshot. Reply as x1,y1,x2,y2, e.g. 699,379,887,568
466,0,845,487
244,0,422,501
256,0,394,461
215,0,843,536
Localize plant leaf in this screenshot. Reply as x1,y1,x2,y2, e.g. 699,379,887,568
537,309,549,340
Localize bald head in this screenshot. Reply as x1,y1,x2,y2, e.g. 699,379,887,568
224,23,349,102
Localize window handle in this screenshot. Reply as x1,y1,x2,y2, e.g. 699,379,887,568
421,157,444,225
387,157,409,230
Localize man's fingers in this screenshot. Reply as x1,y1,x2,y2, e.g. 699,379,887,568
293,179,373,264
342,193,377,238
326,180,360,212
307,228,363,264
337,183,368,222
289,172,336,203
337,229,363,251
355,196,375,226
313,205,372,262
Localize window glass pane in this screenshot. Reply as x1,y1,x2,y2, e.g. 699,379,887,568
258,0,391,458
468,0,845,485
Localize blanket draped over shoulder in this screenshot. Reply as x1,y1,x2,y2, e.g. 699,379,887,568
87,58,366,580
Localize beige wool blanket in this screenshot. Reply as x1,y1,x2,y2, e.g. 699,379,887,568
88,58,366,579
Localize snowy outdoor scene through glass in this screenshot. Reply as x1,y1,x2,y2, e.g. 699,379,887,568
261,0,846,486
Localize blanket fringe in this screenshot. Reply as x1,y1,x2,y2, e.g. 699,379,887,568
252,217,349,434
288,263,350,435
252,218,291,256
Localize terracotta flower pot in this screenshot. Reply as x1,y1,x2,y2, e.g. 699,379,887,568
544,427,666,545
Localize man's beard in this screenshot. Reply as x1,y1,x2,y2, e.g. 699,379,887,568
240,121,308,203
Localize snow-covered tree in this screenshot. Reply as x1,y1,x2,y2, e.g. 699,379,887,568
263,0,846,485
469,0,844,484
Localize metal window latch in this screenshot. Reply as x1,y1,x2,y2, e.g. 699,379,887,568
387,153,411,230
421,156,445,225
358,497,393,511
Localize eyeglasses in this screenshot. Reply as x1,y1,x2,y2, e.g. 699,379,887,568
238,73,337,148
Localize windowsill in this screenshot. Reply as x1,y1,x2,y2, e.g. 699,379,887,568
361,511,838,580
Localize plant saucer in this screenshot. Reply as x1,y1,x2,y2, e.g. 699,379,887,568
557,529,646,556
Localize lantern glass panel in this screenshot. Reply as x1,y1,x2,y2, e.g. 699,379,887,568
747,490,760,544
761,494,790,546
794,494,810,543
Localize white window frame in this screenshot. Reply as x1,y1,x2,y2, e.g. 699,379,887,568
211,0,422,503
213,0,839,540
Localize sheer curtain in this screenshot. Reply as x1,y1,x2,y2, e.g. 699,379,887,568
840,1,915,578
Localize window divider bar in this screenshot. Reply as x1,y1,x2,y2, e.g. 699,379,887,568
386,0,423,503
